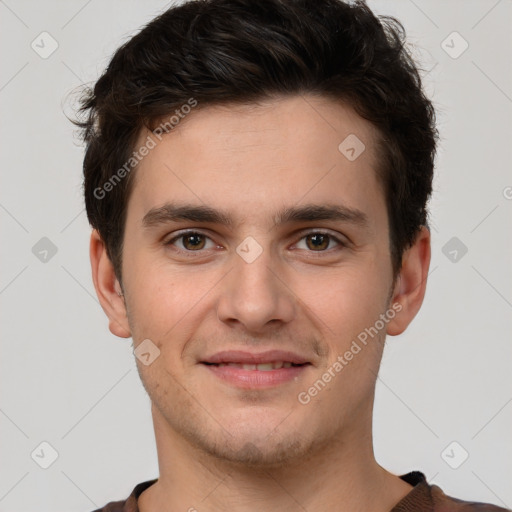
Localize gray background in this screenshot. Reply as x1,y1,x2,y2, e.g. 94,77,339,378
0,0,511,510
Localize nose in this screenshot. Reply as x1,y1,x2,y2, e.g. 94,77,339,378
216,245,296,333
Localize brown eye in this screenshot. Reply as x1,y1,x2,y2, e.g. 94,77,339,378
294,231,343,253
305,233,330,251
167,231,215,252
181,233,206,250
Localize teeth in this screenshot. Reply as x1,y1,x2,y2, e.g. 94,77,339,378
215,361,298,370
256,363,274,371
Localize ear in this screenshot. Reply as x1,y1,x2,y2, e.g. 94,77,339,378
386,226,431,336
90,229,131,338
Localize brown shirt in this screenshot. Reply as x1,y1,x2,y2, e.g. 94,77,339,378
91,471,510,512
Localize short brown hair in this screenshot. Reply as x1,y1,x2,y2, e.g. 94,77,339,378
76,0,437,281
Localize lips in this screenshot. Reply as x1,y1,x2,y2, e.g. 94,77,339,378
200,350,311,388
201,350,311,367
213,361,298,371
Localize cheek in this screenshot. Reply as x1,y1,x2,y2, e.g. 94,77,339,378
306,262,390,333
123,255,218,343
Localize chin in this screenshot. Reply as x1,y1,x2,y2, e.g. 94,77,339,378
180,412,320,469
204,435,309,469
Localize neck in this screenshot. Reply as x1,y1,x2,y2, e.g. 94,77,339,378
138,404,413,512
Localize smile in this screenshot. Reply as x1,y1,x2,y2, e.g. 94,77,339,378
206,361,304,371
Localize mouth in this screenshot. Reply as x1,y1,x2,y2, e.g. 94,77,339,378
202,361,307,371
200,350,312,388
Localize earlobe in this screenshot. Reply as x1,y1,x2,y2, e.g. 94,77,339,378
89,230,131,338
386,226,431,336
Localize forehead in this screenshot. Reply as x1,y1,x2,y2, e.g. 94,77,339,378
127,95,385,228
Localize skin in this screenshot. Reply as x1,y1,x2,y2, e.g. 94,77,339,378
90,95,430,512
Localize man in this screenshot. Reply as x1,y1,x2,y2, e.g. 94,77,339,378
77,0,509,510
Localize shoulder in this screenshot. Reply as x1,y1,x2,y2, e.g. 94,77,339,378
90,500,125,512
89,479,158,512
430,483,510,512
394,472,510,512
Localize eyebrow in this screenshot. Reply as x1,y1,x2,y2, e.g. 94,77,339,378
142,202,368,230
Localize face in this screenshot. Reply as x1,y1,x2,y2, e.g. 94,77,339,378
103,95,410,467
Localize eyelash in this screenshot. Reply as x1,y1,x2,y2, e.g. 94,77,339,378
164,229,346,256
